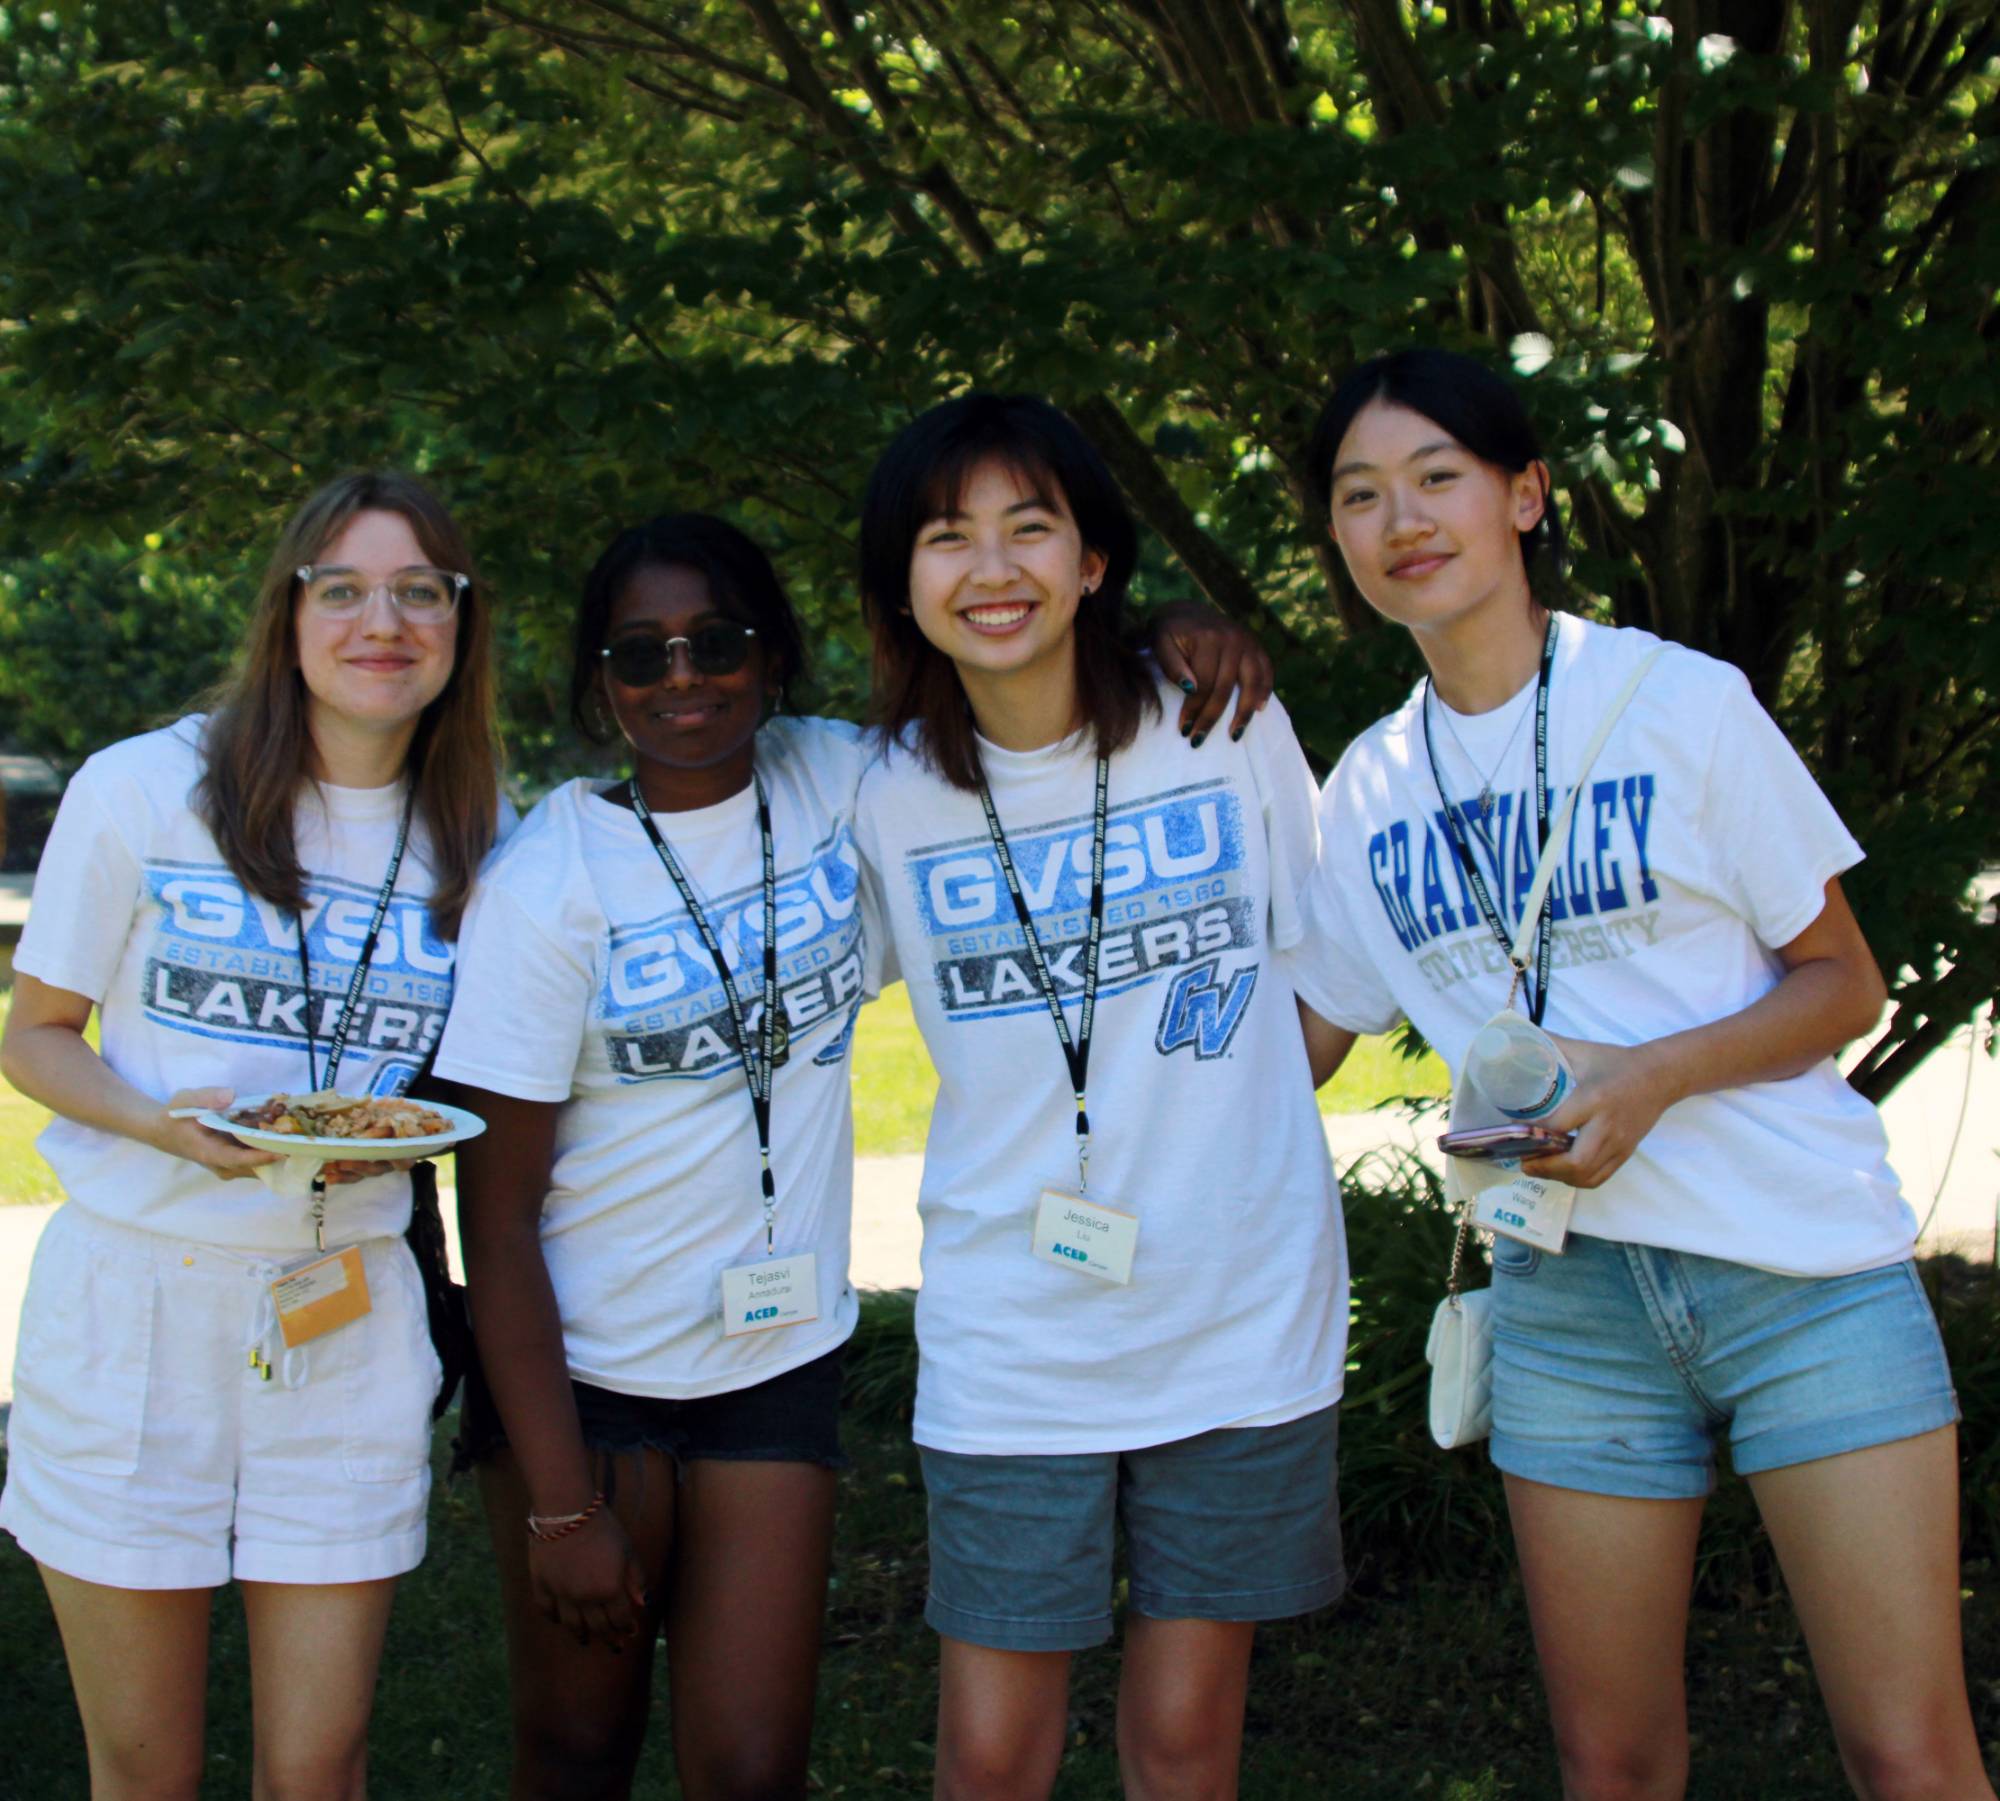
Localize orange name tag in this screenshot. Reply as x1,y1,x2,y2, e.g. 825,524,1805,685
270,1247,373,1348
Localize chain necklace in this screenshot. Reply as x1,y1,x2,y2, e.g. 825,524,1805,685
1431,677,1537,818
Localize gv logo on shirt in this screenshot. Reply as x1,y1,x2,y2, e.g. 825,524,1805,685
1154,957,1258,1061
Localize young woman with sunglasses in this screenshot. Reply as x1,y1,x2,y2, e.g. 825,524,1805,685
850,394,1348,1801
0,473,503,1798
436,512,1265,1799
1290,349,1989,1800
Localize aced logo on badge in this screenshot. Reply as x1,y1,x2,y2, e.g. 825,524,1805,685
1155,957,1258,1060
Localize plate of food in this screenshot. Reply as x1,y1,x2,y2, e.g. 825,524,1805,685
197,1091,487,1159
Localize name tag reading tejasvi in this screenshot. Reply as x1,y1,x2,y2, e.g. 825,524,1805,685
270,1247,373,1348
1031,1188,1139,1286
720,1253,821,1338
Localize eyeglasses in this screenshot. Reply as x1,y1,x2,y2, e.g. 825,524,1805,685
602,625,758,685
296,565,469,621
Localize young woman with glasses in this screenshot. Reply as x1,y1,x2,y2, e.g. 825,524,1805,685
849,394,1349,1801
0,472,504,1797
436,511,1267,1799
1290,348,1989,1800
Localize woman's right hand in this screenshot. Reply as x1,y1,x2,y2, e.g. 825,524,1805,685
152,1087,283,1179
527,1509,650,1648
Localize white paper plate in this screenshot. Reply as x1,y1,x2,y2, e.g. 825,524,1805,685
196,1095,487,1160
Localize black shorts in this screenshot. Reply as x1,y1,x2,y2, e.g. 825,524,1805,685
455,1343,848,1476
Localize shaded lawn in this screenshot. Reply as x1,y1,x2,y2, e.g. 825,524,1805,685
1,1416,1992,1800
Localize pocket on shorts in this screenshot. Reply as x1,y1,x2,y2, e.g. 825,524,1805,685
337,1241,442,1484
1488,1233,1541,1280
11,1210,157,1477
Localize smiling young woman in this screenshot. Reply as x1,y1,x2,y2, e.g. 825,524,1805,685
0,471,504,1799
437,514,851,1801
851,393,1350,1801
1290,348,1991,1801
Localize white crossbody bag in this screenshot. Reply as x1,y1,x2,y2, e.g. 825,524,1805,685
1427,642,1664,1450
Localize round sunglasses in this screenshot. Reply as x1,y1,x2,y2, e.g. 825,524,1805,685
601,624,757,686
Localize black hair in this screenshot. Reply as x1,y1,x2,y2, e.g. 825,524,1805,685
1306,348,1566,575
569,512,809,741
858,391,1156,791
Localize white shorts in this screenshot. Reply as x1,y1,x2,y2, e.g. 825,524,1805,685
1,1204,440,1589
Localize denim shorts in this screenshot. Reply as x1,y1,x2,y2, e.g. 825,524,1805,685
1488,1232,1959,1501
918,1406,1344,1653
455,1343,848,1476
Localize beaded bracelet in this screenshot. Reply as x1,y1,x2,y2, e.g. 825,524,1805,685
526,1493,606,1542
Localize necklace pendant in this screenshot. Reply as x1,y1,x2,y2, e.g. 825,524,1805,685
1477,788,1496,818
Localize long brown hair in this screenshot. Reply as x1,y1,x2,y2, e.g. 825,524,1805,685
859,393,1157,791
196,472,501,940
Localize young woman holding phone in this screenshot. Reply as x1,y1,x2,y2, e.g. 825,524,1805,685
1291,348,1990,1800
0,472,503,1798
852,393,1348,1801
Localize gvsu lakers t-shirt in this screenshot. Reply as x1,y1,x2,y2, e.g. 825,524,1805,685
16,717,489,1253
434,716,871,1398
1289,613,1915,1278
853,682,1348,1456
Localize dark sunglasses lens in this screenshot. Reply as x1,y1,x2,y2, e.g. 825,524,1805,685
606,639,670,686
688,624,751,674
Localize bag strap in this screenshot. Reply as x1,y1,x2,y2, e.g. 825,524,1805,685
1505,642,1664,968
1447,638,1665,1285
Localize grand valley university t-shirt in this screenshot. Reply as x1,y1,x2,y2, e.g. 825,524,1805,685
15,717,497,1253
1288,613,1916,1279
854,681,1349,1457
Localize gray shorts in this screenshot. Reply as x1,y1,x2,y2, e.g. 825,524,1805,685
918,1405,1344,1653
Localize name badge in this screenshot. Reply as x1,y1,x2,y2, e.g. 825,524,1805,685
1473,1173,1573,1254
1031,1187,1139,1285
269,1246,373,1348
720,1252,821,1337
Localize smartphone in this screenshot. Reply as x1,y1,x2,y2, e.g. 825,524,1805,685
1436,1124,1576,1161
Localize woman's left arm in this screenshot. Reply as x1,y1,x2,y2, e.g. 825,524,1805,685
1140,600,1274,744
1523,876,1887,1189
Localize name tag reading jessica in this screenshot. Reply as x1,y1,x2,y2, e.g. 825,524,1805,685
269,1246,373,1348
1473,1172,1574,1254
720,1253,821,1337
1031,1188,1138,1285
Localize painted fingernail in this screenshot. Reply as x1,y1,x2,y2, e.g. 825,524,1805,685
1189,731,1206,749
1178,678,1197,694
1230,723,1245,741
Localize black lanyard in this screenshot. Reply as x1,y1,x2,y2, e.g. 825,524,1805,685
629,772,782,1252
292,789,416,1246
294,790,416,1093
1420,614,1559,1024
975,753,1108,1191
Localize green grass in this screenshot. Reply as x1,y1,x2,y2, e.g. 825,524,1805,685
1,1410,1992,1799
849,982,1448,1157
0,976,1448,1196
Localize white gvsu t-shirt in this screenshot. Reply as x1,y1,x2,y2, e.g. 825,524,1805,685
854,684,1348,1457
434,716,871,1399
16,717,477,1253
1290,613,1915,1278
